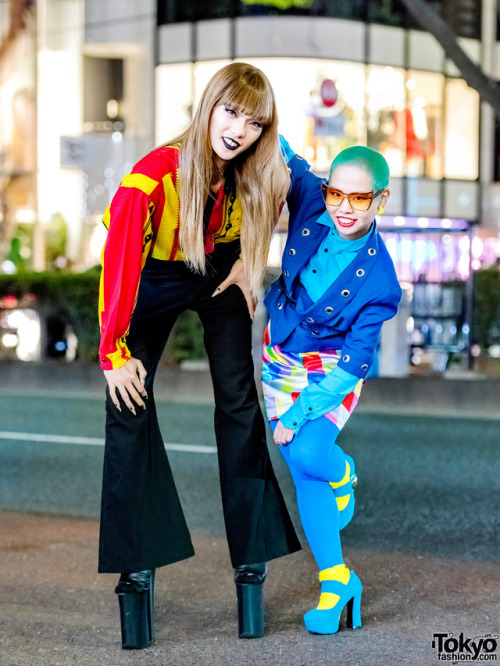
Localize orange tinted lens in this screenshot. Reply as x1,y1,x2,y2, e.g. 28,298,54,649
348,193,373,211
325,188,344,206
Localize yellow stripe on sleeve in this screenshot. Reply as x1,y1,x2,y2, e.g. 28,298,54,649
122,173,159,196
151,172,183,260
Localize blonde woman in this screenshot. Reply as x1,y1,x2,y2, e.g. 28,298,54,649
98,63,300,649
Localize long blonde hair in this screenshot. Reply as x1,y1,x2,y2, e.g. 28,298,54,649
170,62,289,296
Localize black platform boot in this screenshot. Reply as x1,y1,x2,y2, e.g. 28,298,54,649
234,562,267,638
115,569,155,649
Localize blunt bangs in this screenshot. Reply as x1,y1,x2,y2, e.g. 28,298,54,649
218,78,274,127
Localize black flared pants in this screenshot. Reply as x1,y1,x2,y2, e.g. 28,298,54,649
98,259,300,573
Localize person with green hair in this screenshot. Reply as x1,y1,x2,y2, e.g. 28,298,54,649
262,138,402,634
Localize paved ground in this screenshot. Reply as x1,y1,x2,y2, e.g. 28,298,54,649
0,363,499,665
1,511,499,666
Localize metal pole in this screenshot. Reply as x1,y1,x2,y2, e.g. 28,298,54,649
466,224,475,370
33,0,46,271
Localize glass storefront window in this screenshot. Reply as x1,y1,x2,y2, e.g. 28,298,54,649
444,78,479,181
157,58,367,174
156,57,480,203
156,63,196,144
366,66,406,177
253,58,366,173
157,1,407,28
405,71,444,179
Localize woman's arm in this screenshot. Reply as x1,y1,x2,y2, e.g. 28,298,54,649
99,182,156,412
98,186,153,371
273,365,361,445
279,135,322,218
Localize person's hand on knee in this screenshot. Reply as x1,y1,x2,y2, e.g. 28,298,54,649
104,357,148,415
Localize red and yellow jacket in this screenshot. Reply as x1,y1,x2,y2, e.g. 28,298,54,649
98,145,243,370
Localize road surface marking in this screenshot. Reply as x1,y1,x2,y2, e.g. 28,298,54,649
0,431,217,454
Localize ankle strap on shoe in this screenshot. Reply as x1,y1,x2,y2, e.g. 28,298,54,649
319,565,350,584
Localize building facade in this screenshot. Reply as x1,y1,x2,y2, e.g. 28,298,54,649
1,0,499,370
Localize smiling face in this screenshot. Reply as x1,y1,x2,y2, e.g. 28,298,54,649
326,164,390,240
208,104,264,170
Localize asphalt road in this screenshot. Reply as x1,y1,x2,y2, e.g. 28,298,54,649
0,393,498,562
0,390,499,665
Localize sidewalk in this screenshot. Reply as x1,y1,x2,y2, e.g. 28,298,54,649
1,512,498,666
1,359,500,418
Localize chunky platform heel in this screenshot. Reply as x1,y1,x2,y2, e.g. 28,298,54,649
329,454,358,530
115,569,155,649
304,564,362,635
234,562,267,639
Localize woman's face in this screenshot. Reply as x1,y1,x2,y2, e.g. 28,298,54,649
209,104,264,169
326,165,389,240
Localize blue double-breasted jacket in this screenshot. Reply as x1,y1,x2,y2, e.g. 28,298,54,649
264,151,403,381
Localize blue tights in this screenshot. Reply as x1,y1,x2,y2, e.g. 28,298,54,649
271,417,348,571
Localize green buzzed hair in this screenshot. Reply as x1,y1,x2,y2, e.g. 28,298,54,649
329,146,390,191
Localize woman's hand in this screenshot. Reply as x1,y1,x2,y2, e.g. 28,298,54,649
212,257,257,319
273,420,295,446
103,357,148,415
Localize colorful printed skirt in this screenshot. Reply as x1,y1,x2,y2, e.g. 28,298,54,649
261,324,363,432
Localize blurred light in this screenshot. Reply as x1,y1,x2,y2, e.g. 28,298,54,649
488,344,500,358
414,97,427,108
459,236,470,252
2,296,18,308
15,209,36,224
442,234,452,244
417,217,429,228
2,333,18,348
7,309,41,361
106,99,119,118
471,259,481,270
2,260,16,274
471,343,480,357
462,324,470,335
406,79,417,90
458,253,470,279
441,218,452,228
406,316,414,332
112,131,122,143
394,216,405,226
54,256,68,269
471,236,484,259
